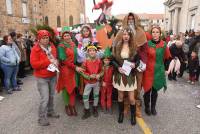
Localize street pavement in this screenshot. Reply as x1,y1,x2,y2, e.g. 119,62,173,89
0,75,200,134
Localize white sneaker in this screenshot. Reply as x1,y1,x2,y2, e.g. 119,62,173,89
187,80,191,83
0,96,4,101
196,105,200,109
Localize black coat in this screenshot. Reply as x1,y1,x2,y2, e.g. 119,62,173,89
188,57,199,74
169,44,186,62
189,35,200,54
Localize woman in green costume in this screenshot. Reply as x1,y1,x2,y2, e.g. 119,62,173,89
142,26,171,116
56,31,84,116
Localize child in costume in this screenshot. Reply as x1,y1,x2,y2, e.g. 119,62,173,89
100,47,113,114
188,51,199,84
76,25,96,64
76,25,97,95
81,43,103,120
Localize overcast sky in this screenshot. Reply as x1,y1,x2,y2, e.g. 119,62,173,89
85,0,165,22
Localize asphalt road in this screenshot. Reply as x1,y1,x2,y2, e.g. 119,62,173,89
0,75,199,134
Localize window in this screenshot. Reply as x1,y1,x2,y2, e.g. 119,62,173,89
22,2,27,17
44,16,49,25
33,5,37,13
6,0,12,15
35,19,37,25
191,15,195,30
69,15,73,26
57,16,61,27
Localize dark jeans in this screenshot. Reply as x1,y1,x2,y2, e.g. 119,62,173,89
1,64,18,90
18,61,26,77
0,67,4,87
143,87,158,109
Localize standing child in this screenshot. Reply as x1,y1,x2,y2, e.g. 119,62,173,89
100,47,113,114
81,43,103,120
76,25,97,96
188,51,199,84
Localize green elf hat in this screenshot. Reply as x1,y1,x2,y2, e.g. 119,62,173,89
62,26,71,33
103,47,112,59
62,26,72,37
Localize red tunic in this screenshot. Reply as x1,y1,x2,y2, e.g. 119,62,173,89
82,58,102,84
56,42,76,94
142,40,171,92
102,66,113,86
101,65,113,109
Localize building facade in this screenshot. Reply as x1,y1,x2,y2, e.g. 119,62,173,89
116,13,164,31
164,0,200,34
0,0,85,35
139,13,164,31
0,0,33,35
42,0,85,29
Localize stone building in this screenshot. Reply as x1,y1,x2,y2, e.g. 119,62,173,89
0,0,85,35
42,0,85,29
0,0,33,35
164,0,200,34
116,13,164,31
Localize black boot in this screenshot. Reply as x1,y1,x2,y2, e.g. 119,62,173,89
143,91,151,116
118,101,124,123
93,106,99,117
172,71,177,81
168,73,173,81
151,89,158,116
81,109,91,120
130,104,136,125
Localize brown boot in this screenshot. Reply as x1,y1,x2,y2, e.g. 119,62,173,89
65,106,72,116
135,100,142,118
71,106,78,116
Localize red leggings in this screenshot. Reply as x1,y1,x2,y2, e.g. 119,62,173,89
189,74,196,82
69,91,76,106
100,86,113,109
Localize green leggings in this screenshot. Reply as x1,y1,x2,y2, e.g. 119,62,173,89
62,89,69,105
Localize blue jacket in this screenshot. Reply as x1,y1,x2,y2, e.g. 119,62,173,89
0,44,20,66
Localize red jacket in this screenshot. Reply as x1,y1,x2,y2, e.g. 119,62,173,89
30,43,57,78
145,32,152,41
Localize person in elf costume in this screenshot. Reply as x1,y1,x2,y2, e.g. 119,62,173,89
56,29,84,116
142,26,171,116
113,12,147,118
100,47,113,114
80,43,103,120
76,25,97,95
